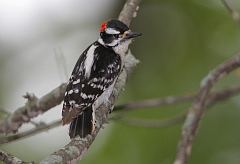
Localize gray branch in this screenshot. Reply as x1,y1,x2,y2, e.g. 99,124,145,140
0,120,61,145
117,85,240,128
0,84,66,134
40,0,141,163
221,0,240,23
118,0,141,26
174,54,240,164
0,149,33,164
1,85,240,145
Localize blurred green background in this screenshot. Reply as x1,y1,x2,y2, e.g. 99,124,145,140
1,0,240,163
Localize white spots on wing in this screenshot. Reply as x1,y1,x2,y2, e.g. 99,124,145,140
84,45,97,78
73,79,80,85
68,90,74,94
105,28,120,34
92,84,105,90
82,84,85,88
104,79,108,83
117,64,120,70
65,92,68,96
98,85,103,90
68,88,80,94
81,93,88,99
69,100,75,105
74,104,81,108
88,79,108,91
107,69,113,74
88,77,114,90
92,84,98,89
88,94,95,100
108,64,114,68
81,93,95,100
74,89,79,93
104,78,113,84
93,78,98,82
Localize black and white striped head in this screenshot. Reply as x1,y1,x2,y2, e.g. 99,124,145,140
98,19,141,48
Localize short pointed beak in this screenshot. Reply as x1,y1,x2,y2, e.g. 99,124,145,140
124,31,142,39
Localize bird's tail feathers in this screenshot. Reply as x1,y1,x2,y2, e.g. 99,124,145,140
69,107,94,138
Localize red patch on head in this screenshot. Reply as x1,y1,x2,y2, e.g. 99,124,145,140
99,21,107,32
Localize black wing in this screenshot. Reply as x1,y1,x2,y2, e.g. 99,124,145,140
62,42,121,124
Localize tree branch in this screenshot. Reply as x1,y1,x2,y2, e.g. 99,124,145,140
118,0,141,26
0,84,66,134
0,149,32,164
221,0,240,23
114,94,194,112
116,85,240,128
1,85,240,145
40,0,141,163
0,120,61,145
117,114,186,128
174,54,240,164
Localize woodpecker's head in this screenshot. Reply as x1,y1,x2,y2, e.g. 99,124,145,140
98,19,141,49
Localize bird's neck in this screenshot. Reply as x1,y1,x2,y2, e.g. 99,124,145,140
112,40,131,56
97,38,131,56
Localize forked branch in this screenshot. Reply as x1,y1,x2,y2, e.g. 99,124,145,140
174,54,240,164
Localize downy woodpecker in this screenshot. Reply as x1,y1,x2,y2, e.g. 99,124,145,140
62,19,141,138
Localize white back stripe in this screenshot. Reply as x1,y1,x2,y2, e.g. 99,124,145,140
84,45,96,78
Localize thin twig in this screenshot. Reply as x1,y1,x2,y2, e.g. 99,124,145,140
0,84,66,134
0,149,33,164
118,114,186,128
114,95,194,111
1,85,240,145
174,55,240,164
0,120,61,145
40,0,141,163
221,0,240,23
117,85,240,128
